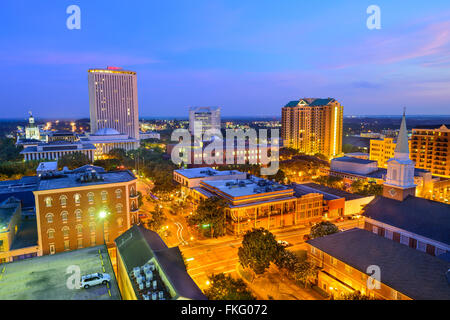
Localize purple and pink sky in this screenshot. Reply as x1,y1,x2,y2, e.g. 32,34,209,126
1,0,450,119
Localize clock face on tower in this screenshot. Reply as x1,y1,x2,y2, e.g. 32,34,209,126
389,188,397,197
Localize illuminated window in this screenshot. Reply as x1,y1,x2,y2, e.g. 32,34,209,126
46,213,54,224
61,211,68,223
74,193,81,204
117,217,124,228
116,203,123,214
89,222,96,233
75,209,82,221
88,192,95,204
101,191,108,201
48,229,55,239
76,224,83,235
45,197,53,208
88,207,95,219
60,195,67,206
62,226,70,238
115,189,122,199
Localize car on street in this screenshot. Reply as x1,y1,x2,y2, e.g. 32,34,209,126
80,273,111,289
277,240,291,247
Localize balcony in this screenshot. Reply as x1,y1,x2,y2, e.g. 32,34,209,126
130,193,139,199
130,206,139,213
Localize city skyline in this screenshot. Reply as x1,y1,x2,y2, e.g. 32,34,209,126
1,1,450,118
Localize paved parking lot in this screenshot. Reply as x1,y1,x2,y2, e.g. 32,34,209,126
0,246,120,300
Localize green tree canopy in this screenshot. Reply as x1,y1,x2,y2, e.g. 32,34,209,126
310,221,339,239
238,228,279,274
145,206,167,232
204,273,256,300
57,152,90,169
188,196,228,238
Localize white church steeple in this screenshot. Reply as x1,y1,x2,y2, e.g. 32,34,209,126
383,109,416,201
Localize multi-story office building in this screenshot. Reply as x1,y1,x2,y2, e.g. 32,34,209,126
88,67,140,140
370,137,398,168
81,128,139,160
33,165,138,256
21,141,96,162
189,107,221,136
281,98,343,158
410,125,450,177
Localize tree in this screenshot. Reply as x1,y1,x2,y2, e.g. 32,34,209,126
274,247,298,272
188,197,227,238
58,152,90,169
310,221,339,239
204,273,256,300
145,206,167,232
0,138,23,162
292,260,318,288
238,228,279,274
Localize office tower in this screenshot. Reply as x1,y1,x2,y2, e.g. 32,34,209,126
88,67,139,140
281,98,343,158
410,125,450,177
370,137,398,168
189,106,221,136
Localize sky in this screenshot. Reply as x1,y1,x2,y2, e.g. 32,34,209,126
0,0,450,119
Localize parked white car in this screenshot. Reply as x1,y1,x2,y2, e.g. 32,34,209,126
277,240,291,247
80,273,111,289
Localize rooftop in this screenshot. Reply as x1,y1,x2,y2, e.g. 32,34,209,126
363,195,450,246
174,167,244,179
115,225,206,300
37,169,136,191
284,98,336,108
0,245,120,300
0,197,21,231
202,176,293,199
9,218,38,250
332,156,377,165
307,228,450,300
293,183,364,201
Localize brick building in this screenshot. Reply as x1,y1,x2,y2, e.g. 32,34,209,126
33,165,138,256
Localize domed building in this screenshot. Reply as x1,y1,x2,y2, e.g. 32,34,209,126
80,128,139,160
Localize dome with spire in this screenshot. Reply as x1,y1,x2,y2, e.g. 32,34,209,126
93,128,121,136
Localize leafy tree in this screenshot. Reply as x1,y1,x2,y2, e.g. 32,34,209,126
188,197,227,238
338,291,378,300
310,221,339,239
0,138,23,162
145,206,167,232
108,148,127,162
292,260,318,288
204,273,256,300
58,152,91,169
238,228,279,274
313,175,344,190
274,247,299,272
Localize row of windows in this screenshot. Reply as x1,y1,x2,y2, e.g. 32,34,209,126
44,205,123,223
46,218,123,239
44,187,134,207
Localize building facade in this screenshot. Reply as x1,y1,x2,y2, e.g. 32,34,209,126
81,128,139,160
369,137,398,168
33,166,138,256
281,98,343,158
21,141,96,162
410,125,450,178
88,67,140,140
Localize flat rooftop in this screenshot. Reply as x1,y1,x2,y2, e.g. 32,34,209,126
202,176,292,199
332,156,376,165
10,218,38,250
37,170,136,191
293,183,364,201
174,167,244,179
0,246,121,300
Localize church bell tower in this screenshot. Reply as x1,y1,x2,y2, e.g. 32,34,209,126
383,110,416,201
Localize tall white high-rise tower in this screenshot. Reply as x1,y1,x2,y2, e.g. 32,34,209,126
88,67,139,140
